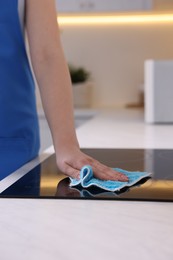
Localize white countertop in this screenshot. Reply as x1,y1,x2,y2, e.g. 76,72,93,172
0,108,173,260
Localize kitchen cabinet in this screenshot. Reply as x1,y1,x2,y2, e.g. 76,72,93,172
56,0,153,13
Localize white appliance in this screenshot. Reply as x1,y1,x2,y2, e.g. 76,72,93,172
144,60,173,123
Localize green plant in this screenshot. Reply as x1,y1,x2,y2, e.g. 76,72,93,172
68,64,90,84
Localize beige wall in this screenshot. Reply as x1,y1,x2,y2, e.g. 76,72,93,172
60,21,173,108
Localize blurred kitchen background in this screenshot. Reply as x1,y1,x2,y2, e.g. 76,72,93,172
31,0,173,152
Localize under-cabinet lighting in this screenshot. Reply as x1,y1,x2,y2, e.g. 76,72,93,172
57,13,173,25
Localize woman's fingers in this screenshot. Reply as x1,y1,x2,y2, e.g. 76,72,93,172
73,154,128,182
64,162,128,182
91,161,128,182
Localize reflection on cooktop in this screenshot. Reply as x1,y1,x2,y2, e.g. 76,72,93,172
1,149,173,202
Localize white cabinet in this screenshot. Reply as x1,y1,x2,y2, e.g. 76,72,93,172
56,0,153,13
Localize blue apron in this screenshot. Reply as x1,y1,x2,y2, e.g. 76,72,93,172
0,0,40,180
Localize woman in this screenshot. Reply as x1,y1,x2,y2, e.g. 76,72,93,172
0,0,128,182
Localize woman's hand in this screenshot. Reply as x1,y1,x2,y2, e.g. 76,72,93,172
56,146,128,182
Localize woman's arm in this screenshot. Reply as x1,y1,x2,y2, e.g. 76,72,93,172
25,0,128,181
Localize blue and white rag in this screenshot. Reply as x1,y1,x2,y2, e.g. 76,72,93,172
69,165,152,192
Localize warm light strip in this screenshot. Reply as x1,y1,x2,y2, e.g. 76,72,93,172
57,13,173,25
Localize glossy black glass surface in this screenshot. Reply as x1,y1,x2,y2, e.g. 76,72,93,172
1,149,173,201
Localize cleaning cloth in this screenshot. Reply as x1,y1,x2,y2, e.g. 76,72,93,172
69,165,152,192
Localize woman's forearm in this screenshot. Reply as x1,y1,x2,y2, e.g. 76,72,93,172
32,47,79,152
25,0,79,152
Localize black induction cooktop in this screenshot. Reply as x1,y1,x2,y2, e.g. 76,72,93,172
0,149,173,202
